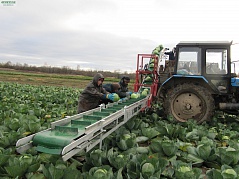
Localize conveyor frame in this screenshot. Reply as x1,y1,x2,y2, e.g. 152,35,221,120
16,97,148,161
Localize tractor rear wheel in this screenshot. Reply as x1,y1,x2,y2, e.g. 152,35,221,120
164,83,214,123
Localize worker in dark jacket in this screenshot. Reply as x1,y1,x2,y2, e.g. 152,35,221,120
77,73,114,113
164,47,176,60
117,76,132,98
103,83,120,93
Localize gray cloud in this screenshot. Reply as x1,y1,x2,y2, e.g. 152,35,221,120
0,26,159,71
1,0,237,72
0,0,161,72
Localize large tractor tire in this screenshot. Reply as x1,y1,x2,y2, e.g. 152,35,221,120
163,83,214,123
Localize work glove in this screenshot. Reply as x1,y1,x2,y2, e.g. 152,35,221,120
102,93,120,102
102,93,113,100
106,93,114,101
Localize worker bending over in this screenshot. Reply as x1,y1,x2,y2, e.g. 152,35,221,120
77,73,115,113
117,76,132,98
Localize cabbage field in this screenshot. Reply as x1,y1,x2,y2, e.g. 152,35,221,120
1,81,239,179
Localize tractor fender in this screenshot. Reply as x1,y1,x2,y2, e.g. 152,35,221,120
158,75,218,97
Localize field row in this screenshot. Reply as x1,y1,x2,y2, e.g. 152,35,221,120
0,69,124,89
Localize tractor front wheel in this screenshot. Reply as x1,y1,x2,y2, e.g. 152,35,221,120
164,83,214,123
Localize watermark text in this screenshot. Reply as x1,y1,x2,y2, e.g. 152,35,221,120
1,1,16,6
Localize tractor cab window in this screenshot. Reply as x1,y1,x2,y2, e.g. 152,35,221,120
206,49,228,74
177,47,201,75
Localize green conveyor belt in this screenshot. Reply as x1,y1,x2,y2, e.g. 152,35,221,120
32,96,146,155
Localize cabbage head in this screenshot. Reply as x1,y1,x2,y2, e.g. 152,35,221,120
222,169,237,178
89,166,113,179
112,93,120,102
141,163,155,178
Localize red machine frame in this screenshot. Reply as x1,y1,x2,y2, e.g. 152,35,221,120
134,54,159,107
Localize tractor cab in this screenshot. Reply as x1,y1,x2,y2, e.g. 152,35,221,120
175,41,230,76
170,41,233,94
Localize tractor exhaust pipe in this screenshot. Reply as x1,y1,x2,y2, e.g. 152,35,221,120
219,103,239,110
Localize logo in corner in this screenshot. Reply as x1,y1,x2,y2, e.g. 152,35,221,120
1,1,16,6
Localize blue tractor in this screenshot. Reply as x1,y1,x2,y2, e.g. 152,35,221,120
135,41,239,123
160,41,239,123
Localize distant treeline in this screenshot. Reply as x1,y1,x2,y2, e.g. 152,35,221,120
0,61,135,79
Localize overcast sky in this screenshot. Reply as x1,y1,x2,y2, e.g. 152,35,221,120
0,0,238,72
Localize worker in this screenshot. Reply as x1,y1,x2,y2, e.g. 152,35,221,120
117,76,132,98
164,47,176,60
77,73,115,113
103,83,120,93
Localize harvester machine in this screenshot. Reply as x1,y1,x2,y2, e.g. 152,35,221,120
16,41,239,161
